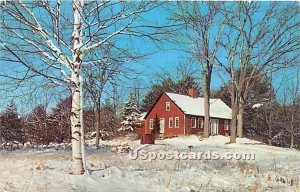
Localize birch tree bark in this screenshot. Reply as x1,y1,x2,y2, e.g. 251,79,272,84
1,0,164,174
69,0,84,174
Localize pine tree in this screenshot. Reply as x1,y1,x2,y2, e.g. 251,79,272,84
119,93,140,132
0,101,23,142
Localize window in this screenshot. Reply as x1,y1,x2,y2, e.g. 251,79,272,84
191,117,197,128
198,118,204,129
136,123,142,128
169,117,173,128
150,119,153,129
166,102,170,111
224,120,229,130
175,117,179,128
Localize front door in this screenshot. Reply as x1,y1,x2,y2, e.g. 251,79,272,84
160,118,165,133
210,119,219,135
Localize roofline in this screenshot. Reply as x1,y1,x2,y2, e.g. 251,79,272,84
144,92,232,120
165,93,186,114
184,113,231,120
143,92,164,119
144,92,186,119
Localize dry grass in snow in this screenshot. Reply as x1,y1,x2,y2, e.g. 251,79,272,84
0,135,299,192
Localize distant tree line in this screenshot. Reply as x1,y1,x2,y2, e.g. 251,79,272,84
0,64,298,150
141,66,299,149
0,97,121,145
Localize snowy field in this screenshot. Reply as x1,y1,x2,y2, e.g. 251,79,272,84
0,135,299,192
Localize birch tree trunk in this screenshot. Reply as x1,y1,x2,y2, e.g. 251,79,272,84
70,0,84,175
1,0,168,175
70,71,84,174
80,74,87,173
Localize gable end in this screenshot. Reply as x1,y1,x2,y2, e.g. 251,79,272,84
144,93,185,119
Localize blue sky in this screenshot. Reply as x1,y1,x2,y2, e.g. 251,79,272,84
0,1,299,112
122,3,226,90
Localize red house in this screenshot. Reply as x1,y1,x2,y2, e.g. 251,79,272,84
142,89,232,138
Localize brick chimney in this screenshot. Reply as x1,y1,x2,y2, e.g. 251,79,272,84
187,88,198,98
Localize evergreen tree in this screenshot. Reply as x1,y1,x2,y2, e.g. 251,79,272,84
214,77,278,143
0,101,23,142
243,78,276,138
119,93,140,132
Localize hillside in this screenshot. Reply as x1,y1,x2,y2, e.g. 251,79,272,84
0,136,299,192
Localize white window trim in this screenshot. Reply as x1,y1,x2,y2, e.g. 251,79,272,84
224,120,229,130
191,117,197,128
166,102,170,111
169,117,173,128
149,119,153,129
175,117,179,128
198,118,204,129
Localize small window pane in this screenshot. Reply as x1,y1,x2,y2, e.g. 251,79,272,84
169,117,173,128
224,120,229,130
191,117,196,128
198,118,203,128
150,119,153,129
175,117,179,128
166,102,170,111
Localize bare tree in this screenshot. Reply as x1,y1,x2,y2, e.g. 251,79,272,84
265,72,276,146
141,62,200,113
83,43,141,148
282,68,299,148
0,1,163,174
217,2,299,143
167,2,225,138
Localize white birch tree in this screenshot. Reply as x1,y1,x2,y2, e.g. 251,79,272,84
0,0,163,174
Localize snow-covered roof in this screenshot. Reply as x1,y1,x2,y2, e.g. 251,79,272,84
166,92,231,119
139,112,147,120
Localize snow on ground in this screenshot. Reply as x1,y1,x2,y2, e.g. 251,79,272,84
0,135,299,192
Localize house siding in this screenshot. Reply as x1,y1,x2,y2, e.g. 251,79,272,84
185,115,204,135
145,94,185,136
218,119,231,136
143,93,231,137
